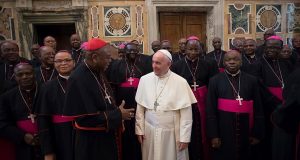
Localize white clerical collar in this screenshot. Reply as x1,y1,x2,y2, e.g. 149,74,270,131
157,70,171,79
59,74,70,80
225,69,240,77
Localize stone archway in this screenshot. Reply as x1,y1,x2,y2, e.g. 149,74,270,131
18,9,88,58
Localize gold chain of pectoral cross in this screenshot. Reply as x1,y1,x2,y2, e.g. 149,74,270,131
84,60,113,108
224,70,243,106
18,84,37,123
184,57,199,91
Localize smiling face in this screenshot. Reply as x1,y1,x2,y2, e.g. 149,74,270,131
40,46,55,66
54,51,75,76
265,39,282,59
70,34,81,49
244,39,256,56
1,42,20,63
125,43,139,61
152,51,171,76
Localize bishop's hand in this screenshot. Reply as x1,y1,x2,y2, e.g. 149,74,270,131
24,133,35,146
211,138,221,149
119,100,135,120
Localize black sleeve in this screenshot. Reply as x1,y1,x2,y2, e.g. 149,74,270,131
37,115,54,155
0,96,26,145
75,108,122,131
251,78,265,140
206,77,219,139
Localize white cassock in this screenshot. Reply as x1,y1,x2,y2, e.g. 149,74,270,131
135,70,197,160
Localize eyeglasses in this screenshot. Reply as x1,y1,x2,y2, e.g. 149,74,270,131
54,59,73,64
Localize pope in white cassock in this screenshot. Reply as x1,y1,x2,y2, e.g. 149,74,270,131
135,49,197,160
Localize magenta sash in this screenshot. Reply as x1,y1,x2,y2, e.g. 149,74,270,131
267,87,283,102
219,68,225,73
16,120,38,134
192,86,208,143
120,78,140,88
218,98,254,130
52,115,75,123
0,138,15,160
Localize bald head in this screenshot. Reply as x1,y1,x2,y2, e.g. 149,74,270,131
39,46,55,66
43,36,57,50
212,37,222,50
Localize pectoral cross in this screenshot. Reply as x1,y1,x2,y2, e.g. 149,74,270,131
191,81,199,91
282,83,285,89
154,100,159,111
105,93,112,104
28,114,36,123
236,95,243,106
128,77,134,85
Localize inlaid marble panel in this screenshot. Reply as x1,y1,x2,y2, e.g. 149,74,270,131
228,4,251,34
287,3,300,33
256,4,282,32
104,6,131,37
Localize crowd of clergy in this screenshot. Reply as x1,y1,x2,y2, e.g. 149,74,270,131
0,28,300,160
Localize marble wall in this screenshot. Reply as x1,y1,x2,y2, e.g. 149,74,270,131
224,1,300,50
1,0,299,57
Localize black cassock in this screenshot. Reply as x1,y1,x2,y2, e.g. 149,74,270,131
36,76,74,160
34,66,58,84
71,48,84,66
272,68,300,160
172,57,218,160
0,85,42,160
206,72,265,160
107,59,146,160
240,54,261,78
205,50,226,72
291,49,300,68
30,58,41,68
258,57,295,160
63,63,122,160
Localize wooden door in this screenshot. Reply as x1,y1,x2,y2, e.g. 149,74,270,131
159,12,207,52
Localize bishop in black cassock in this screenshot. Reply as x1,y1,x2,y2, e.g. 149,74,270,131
0,41,29,95
272,68,300,160
34,46,57,84
206,50,265,160
206,37,226,72
258,36,295,160
36,50,76,160
172,36,218,160
63,38,135,160
0,63,42,160
70,34,84,65
107,42,146,160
